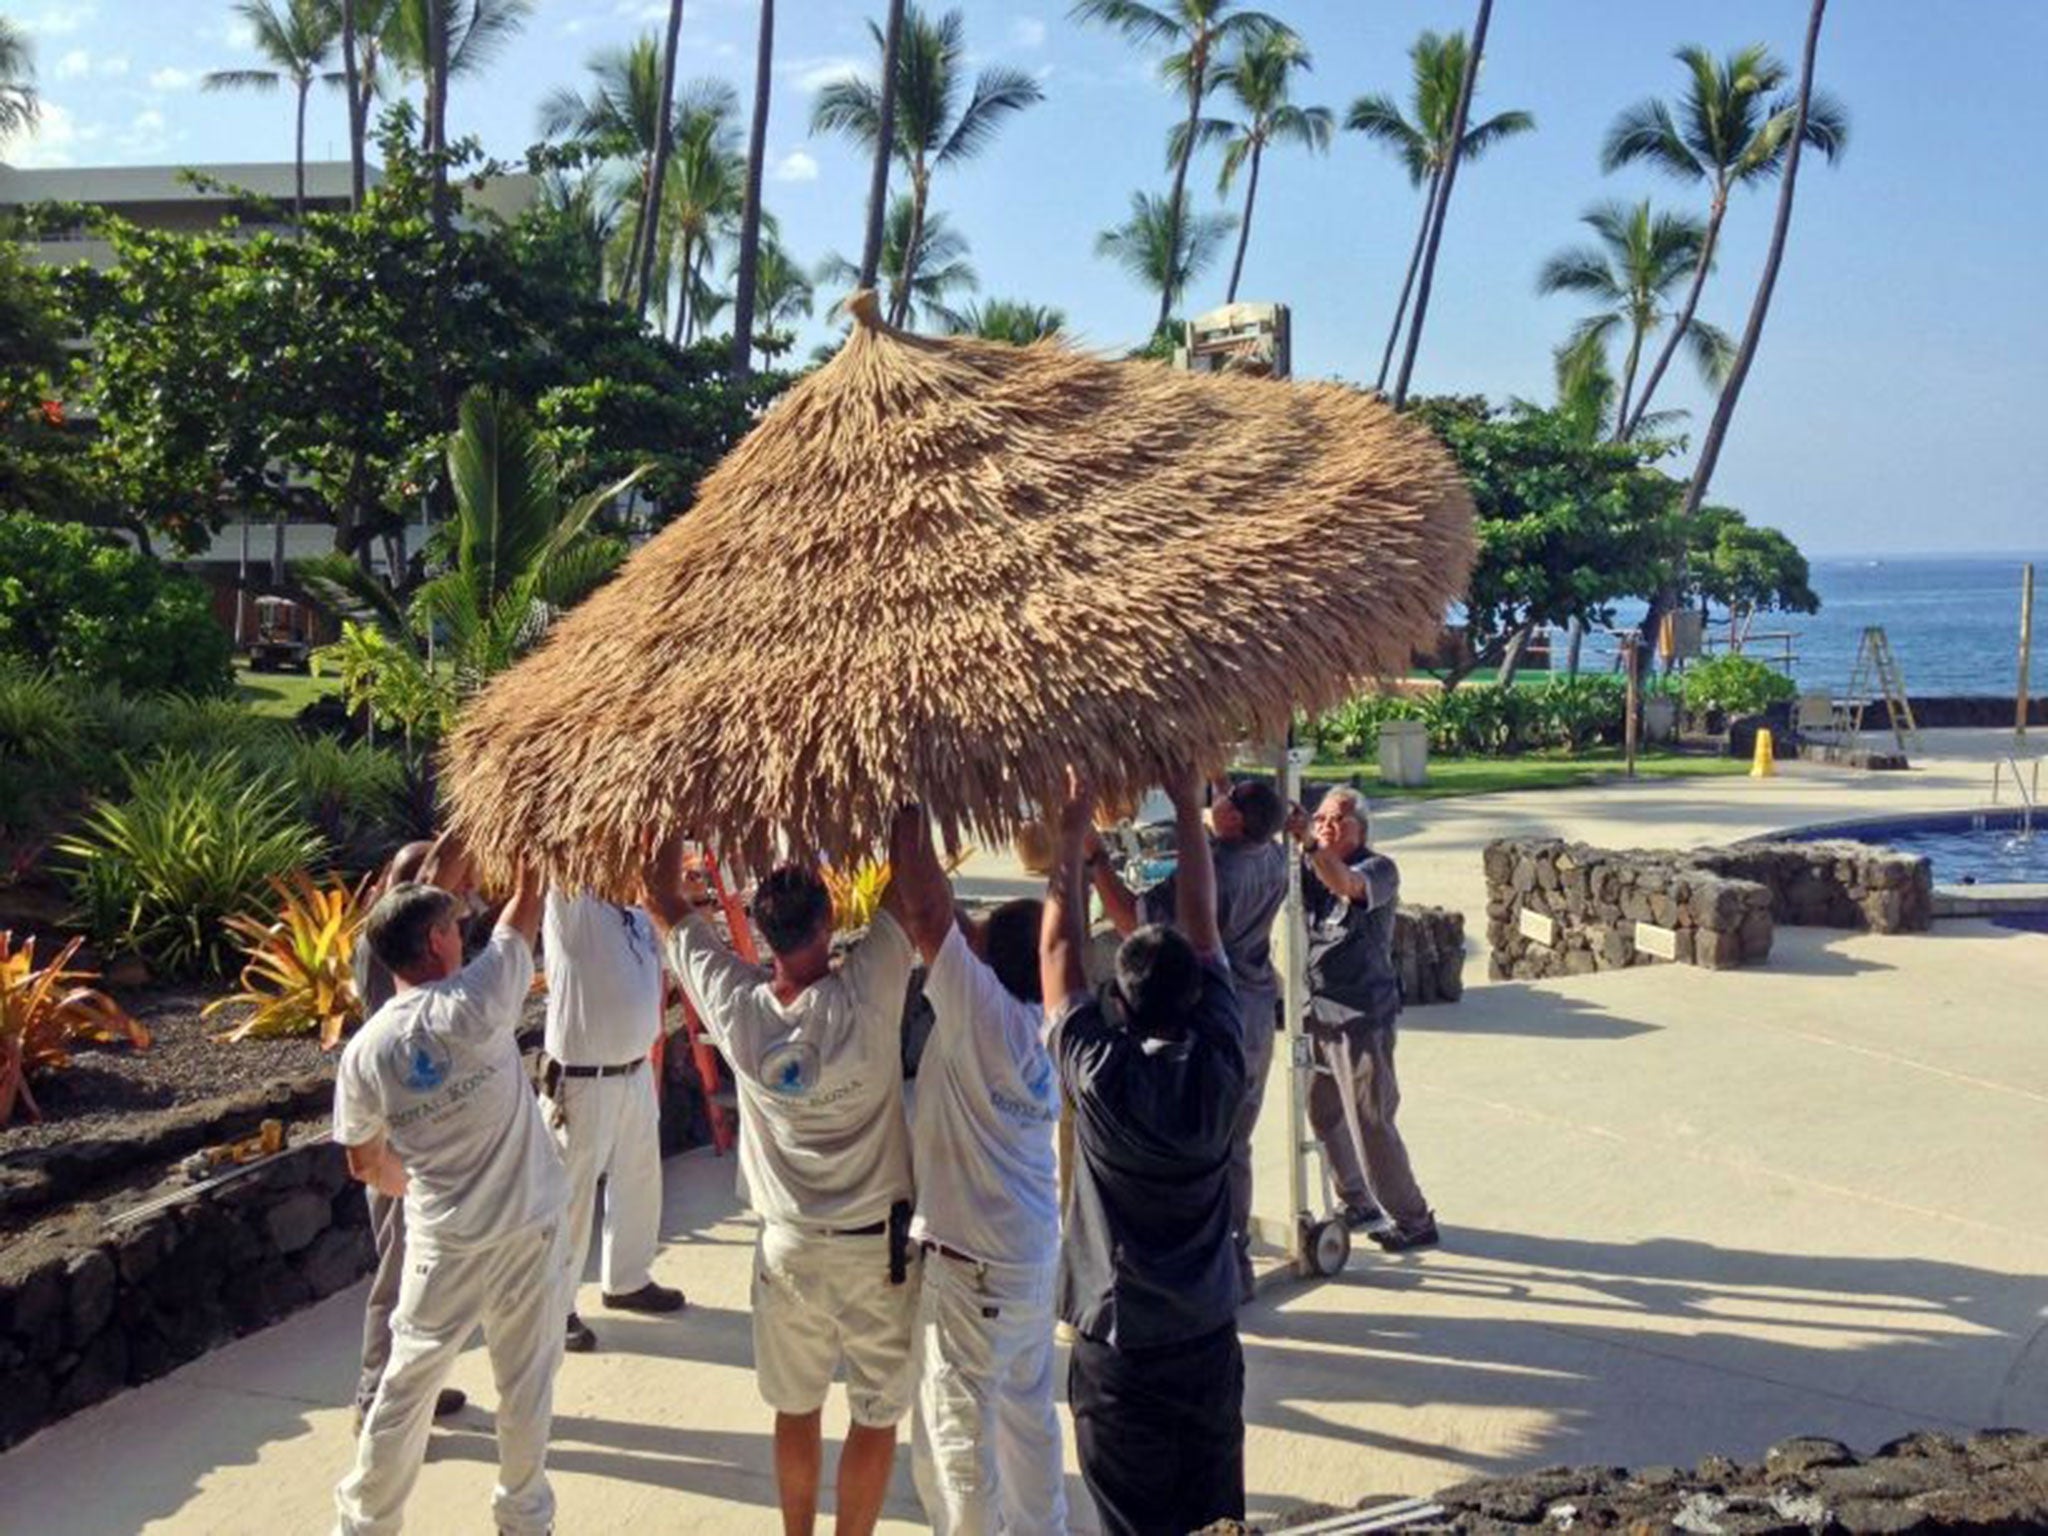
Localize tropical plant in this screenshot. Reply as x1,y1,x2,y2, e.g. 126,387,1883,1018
538,35,676,304
951,298,1065,345
1347,26,1532,393
818,196,979,332
730,0,774,379
747,235,815,361
264,734,405,860
1531,674,1627,752
1681,653,1795,721
632,0,688,315
812,5,1043,328
1537,199,1730,440
1682,505,1819,645
1313,692,1424,759
0,514,234,695
206,870,369,1047
1095,190,1234,337
0,16,40,145
824,848,969,933
0,664,78,835
1602,40,1848,439
339,0,532,198
1070,0,1290,334
652,81,746,345
1183,32,1330,303
859,0,907,289
59,752,326,978
0,931,149,1126
301,387,645,725
205,0,342,223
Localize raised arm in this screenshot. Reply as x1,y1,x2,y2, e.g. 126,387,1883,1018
880,803,955,965
494,862,543,950
1040,769,1094,1017
1163,762,1222,959
1085,829,1144,938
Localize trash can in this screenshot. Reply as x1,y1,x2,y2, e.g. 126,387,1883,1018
1378,720,1429,787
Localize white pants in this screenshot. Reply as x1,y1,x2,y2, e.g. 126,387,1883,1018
546,1063,662,1298
911,1250,1067,1536
335,1217,570,1536
753,1221,921,1428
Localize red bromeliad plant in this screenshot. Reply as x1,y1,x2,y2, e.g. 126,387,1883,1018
0,931,151,1126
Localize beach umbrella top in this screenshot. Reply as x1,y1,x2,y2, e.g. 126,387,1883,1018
445,292,1475,890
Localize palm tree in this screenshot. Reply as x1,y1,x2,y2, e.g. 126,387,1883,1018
730,0,775,379
811,6,1043,329
1095,189,1234,334
655,83,745,346
1603,42,1848,440
859,0,906,290
1070,0,1290,334
951,298,1066,344
631,0,688,318
539,37,673,304
1188,32,1330,304
1681,0,1836,522
1347,28,1532,391
819,195,978,332
747,235,814,362
1537,199,1729,440
337,0,365,204
205,0,341,223
0,19,40,145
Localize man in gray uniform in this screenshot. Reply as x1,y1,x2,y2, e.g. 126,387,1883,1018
1295,787,1437,1251
1088,776,1287,1300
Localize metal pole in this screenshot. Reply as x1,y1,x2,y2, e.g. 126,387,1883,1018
1623,634,1640,779
2018,562,2034,743
1280,741,1313,1273
234,518,249,647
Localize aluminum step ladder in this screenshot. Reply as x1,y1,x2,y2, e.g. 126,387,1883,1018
1831,625,1919,755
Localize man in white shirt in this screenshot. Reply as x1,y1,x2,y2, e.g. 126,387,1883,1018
541,891,684,1355
888,808,1066,1536
332,864,568,1536
643,814,931,1536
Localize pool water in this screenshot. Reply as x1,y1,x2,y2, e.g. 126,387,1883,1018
1785,810,2047,887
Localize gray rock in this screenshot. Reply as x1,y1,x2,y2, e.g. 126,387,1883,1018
1764,1436,1857,1478
263,1188,331,1255
64,1249,118,1345
4,1260,65,1344
300,1226,374,1300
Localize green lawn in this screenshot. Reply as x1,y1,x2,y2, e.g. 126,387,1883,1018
1308,747,1748,799
234,664,337,719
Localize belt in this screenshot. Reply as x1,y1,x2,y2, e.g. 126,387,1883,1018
824,1220,887,1237
557,1057,645,1079
920,1239,980,1266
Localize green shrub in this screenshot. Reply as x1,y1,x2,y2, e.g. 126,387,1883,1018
1314,693,1424,758
1683,655,1796,721
260,734,405,861
57,752,325,977
1531,674,1627,751
0,664,80,832
0,513,234,695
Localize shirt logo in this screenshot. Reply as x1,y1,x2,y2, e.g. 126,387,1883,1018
1023,1054,1054,1104
400,1033,453,1093
760,1040,821,1098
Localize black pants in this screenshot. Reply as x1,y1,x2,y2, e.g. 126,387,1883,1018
1068,1323,1244,1536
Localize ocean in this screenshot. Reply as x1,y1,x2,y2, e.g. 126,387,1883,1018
1566,556,2045,698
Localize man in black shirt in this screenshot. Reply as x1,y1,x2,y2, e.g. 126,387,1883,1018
1294,787,1437,1251
1043,763,1247,1536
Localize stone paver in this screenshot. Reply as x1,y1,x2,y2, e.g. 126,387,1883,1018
2,731,2042,1533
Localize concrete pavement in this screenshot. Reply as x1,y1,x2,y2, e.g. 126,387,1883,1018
3,731,2042,1533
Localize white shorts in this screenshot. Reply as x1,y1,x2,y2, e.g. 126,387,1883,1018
752,1221,920,1427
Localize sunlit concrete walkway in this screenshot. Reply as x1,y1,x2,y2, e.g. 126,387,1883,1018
3,731,2043,1533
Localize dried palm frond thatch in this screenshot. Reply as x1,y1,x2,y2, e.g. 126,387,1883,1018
445,292,1475,891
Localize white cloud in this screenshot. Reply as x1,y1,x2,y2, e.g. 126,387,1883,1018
55,49,127,79
8,98,102,167
771,149,818,184
1011,17,1048,50
22,4,96,38
149,67,198,92
789,56,865,93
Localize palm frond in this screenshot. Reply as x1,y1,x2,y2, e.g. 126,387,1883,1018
294,553,418,651
938,65,1045,165
1682,316,1735,385
1601,97,1696,179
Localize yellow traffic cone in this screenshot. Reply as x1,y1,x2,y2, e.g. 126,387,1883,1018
1750,726,1776,778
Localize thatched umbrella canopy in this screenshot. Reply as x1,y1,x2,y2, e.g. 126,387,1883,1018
445,292,1474,891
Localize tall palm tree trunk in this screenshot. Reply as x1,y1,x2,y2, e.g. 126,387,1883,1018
292,78,309,227
618,167,650,307
1157,73,1203,335
858,0,906,291
1680,0,1827,519
427,1,451,239
635,0,686,319
1392,0,1492,408
671,233,693,345
1224,140,1264,304
729,0,773,380
1614,323,1646,439
1620,195,1724,440
1376,177,1438,392
888,168,929,328
341,0,365,207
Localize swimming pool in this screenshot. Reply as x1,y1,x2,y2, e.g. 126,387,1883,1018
1780,809,2046,887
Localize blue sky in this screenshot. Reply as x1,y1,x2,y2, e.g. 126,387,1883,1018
10,0,2047,557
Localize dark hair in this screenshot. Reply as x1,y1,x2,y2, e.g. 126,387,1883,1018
753,864,832,955
366,881,457,974
983,899,1043,1004
1114,923,1201,1036
1229,779,1284,842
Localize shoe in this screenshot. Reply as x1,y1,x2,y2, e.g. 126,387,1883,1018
564,1312,597,1353
433,1387,466,1419
1339,1201,1389,1232
601,1281,686,1314
1369,1218,1440,1253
